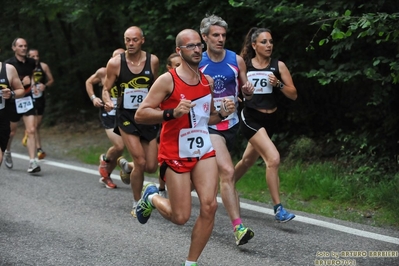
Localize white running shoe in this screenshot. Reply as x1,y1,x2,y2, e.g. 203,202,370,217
117,156,131,185
27,160,41,173
4,151,13,169
131,200,138,218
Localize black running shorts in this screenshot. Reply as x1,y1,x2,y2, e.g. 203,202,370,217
116,108,159,142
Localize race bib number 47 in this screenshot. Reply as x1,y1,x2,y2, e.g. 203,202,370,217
0,91,4,110
15,96,34,114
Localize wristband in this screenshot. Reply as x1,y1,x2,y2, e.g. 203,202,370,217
163,109,175,121
90,94,96,101
218,111,228,120
11,91,15,100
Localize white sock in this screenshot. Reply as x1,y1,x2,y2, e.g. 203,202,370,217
124,163,131,173
185,261,197,266
148,193,158,206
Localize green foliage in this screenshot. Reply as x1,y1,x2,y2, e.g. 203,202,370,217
235,159,399,226
285,136,322,161
0,0,398,193
310,10,399,84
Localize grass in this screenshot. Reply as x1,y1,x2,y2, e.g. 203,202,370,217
68,139,399,228
236,159,399,228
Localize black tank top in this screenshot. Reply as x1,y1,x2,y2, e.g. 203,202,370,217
33,62,47,84
116,52,154,110
245,58,281,110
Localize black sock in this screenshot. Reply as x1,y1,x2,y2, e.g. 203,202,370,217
274,203,282,213
103,155,110,162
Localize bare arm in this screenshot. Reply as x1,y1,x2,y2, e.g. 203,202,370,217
278,61,297,101
102,57,120,112
237,55,254,100
4,64,25,99
135,72,174,124
150,54,160,81
41,62,54,87
85,67,106,108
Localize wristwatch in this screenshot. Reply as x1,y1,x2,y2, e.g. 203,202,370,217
276,80,284,89
11,91,15,99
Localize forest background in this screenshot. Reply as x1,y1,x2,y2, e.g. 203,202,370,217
1,0,398,225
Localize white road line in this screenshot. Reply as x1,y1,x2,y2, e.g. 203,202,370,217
12,153,399,245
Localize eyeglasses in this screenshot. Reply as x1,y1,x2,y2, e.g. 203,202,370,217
179,43,204,50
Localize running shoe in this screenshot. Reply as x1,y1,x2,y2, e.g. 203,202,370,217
234,224,254,246
275,206,295,223
117,156,131,185
181,263,198,266
22,132,28,147
98,154,109,178
131,201,138,218
27,160,41,173
37,149,46,160
159,189,168,198
4,151,13,169
99,176,117,189
136,183,159,224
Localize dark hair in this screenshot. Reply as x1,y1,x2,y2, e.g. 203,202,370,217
240,27,272,66
166,53,180,66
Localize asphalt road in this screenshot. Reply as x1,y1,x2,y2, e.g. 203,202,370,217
1,154,398,266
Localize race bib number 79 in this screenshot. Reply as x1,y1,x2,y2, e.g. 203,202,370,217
178,127,213,158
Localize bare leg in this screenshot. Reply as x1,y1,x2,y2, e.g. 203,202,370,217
6,121,18,152
246,128,281,205
34,114,43,150
104,128,124,174
234,142,260,183
120,129,158,201
153,157,218,262
187,157,218,261
210,134,239,222
23,115,37,160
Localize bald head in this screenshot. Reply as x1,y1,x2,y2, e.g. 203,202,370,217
12,37,27,48
124,26,144,37
112,48,125,57
176,29,200,47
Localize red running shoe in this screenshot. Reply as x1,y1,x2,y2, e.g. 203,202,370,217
99,176,117,189
98,154,109,178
